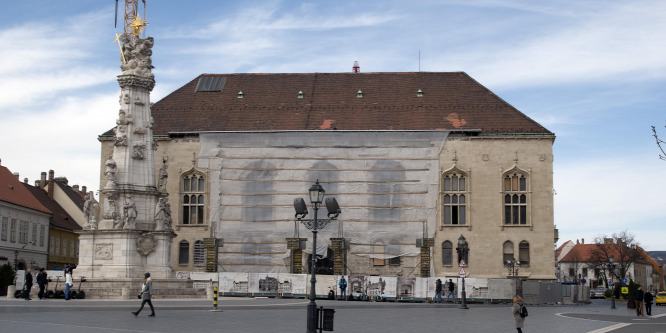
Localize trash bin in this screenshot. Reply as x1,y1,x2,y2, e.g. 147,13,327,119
322,308,335,331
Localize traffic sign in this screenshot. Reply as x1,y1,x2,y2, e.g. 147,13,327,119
621,278,628,284
621,287,629,294
459,259,467,267
459,267,467,277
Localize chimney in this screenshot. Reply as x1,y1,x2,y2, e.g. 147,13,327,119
55,177,68,185
48,170,55,198
40,172,47,188
82,186,87,195
581,238,584,244
73,185,79,192
34,180,40,186
23,178,28,184
352,61,360,73
13,172,19,179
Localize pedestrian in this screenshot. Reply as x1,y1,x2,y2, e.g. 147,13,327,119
132,272,155,317
65,269,73,300
644,288,653,316
445,279,456,303
36,268,48,300
339,276,347,301
434,279,443,303
512,295,526,333
634,285,644,317
24,268,33,300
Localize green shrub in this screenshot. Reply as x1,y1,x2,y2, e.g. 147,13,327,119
0,264,15,296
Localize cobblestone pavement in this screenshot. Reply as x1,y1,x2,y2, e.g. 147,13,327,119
0,297,665,333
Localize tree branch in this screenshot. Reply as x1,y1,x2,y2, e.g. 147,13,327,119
651,125,666,161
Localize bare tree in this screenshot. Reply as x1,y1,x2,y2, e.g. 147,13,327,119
592,231,643,282
651,125,666,161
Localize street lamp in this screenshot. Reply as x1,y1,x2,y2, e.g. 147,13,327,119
506,257,521,297
456,234,469,309
294,180,341,333
14,240,37,272
607,255,616,309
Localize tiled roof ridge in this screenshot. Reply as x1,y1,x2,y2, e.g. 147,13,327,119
0,165,51,214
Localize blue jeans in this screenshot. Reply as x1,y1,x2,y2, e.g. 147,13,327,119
445,290,456,303
434,291,442,303
340,288,346,300
65,284,71,300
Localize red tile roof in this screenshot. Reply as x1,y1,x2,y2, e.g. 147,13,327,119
134,72,552,136
0,165,51,214
23,183,81,231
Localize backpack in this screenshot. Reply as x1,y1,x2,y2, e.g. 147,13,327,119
519,303,528,318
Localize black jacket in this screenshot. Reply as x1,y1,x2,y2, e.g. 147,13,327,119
36,272,48,286
644,292,653,304
25,272,33,286
634,290,644,301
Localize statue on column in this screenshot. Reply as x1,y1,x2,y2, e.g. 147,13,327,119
123,196,138,230
83,192,100,230
104,156,117,189
155,197,172,231
158,159,168,193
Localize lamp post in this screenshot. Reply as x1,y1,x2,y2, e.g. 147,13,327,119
608,255,616,309
456,235,469,309
294,180,341,333
506,257,521,296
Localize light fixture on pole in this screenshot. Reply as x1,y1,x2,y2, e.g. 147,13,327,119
294,180,341,333
506,257,520,278
608,255,616,309
456,234,469,309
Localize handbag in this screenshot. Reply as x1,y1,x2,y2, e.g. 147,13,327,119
137,294,141,299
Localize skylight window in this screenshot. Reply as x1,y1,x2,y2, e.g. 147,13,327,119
195,76,226,92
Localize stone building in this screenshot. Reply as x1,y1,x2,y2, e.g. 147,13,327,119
98,71,557,280
0,162,51,271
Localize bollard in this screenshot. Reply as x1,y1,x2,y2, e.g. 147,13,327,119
209,286,221,312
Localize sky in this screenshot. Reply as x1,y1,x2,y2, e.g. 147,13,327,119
1,0,665,250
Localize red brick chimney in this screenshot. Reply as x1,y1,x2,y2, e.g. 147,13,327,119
81,186,87,197
48,170,55,198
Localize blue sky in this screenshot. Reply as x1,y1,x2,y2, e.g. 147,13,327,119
1,0,665,250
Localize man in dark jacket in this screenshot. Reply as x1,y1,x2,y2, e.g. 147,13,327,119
644,288,653,316
36,268,48,300
24,268,33,300
634,285,644,317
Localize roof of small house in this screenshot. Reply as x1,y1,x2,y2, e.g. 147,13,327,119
0,165,51,214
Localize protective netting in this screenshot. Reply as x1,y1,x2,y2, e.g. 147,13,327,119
199,131,449,273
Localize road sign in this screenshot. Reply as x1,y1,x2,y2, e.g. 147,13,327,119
621,287,629,294
621,278,628,284
459,267,467,277
459,259,467,267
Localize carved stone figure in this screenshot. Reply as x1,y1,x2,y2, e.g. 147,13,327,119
83,191,100,230
157,162,168,192
132,142,146,159
104,192,118,220
114,135,127,146
154,197,172,231
104,156,117,189
123,196,138,230
120,36,155,79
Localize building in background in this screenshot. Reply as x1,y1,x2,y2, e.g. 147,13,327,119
98,71,557,280
0,161,51,271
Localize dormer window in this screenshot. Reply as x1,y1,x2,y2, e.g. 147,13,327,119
298,91,304,99
237,91,244,99
417,89,423,97
357,90,363,98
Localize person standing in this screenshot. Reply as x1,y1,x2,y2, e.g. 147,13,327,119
339,276,347,301
634,285,644,317
445,279,457,303
36,268,48,300
512,295,526,333
434,279,443,303
64,269,73,300
132,273,155,317
644,288,653,316
24,268,33,300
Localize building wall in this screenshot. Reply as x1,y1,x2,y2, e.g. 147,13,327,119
48,228,79,270
52,186,86,228
0,202,50,270
433,135,556,280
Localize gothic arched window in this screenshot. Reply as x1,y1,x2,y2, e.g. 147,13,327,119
442,171,468,225
181,172,205,224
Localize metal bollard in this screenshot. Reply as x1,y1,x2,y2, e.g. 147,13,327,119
210,286,221,312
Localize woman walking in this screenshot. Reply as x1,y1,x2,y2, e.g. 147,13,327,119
512,295,525,333
132,273,155,317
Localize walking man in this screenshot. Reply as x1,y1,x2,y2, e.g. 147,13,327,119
36,268,48,300
634,285,644,317
132,272,155,317
445,279,456,303
434,279,443,303
64,269,73,300
644,288,653,316
339,276,347,300
24,268,33,300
